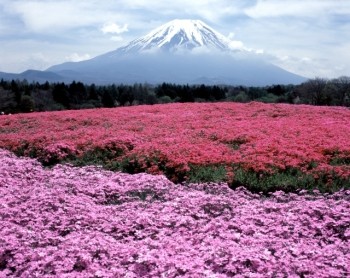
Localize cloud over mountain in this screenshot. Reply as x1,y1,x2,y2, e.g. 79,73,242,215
0,19,306,85
44,19,306,85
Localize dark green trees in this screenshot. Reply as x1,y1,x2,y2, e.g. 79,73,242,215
0,77,349,114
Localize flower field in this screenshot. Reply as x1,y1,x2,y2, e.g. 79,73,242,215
0,102,349,192
1,149,350,277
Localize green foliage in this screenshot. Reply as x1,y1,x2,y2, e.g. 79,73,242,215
64,147,126,171
101,91,115,108
118,156,146,174
11,141,350,194
20,95,35,113
233,92,249,103
13,141,39,159
52,83,70,108
1,77,349,115
329,156,350,166
231,168,350,194
257,93,279,103
324,149,350,166
188,165,227,183
296,77,350,106
158,95,173,104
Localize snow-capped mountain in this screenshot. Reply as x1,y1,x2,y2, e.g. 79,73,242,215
0,19,306,85
118,19,232,53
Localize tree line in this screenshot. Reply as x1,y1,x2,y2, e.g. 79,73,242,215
0,77,349,114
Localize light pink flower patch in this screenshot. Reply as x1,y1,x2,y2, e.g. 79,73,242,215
1,150,349,277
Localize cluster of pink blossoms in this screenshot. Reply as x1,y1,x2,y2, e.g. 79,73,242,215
0,102,349,181
1,149,349,277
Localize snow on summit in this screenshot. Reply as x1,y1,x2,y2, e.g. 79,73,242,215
46,19,306,85
120,19,234,53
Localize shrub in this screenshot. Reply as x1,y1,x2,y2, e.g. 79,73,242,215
231,167,350,194
188,165,227,183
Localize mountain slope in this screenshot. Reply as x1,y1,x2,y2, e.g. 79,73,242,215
2,19,307,85
0,70,65,83
117,19,232,53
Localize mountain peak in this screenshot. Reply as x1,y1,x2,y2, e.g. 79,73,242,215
118,19,231,53
45,19,306,86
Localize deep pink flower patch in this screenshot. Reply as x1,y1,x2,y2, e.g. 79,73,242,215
0,102,349,182
1,150,349,277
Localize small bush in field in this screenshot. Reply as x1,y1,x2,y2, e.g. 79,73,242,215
230,168,350,194
188,164,227,183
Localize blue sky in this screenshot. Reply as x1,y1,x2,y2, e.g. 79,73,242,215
0,0,349,78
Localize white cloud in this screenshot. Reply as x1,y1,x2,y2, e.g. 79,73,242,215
101,23,128,35
6,2,89,32
0,0,350,77
244,0,350,18
228,40,245,50
0,45,58,73
3,0,241,34
189,46,212,55
268,50,350,79
65,53,91,62
3,1,131,33
110,36,124,42
228,32,236,40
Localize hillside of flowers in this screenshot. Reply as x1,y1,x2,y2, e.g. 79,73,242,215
0,102,349,192
1,149,349,277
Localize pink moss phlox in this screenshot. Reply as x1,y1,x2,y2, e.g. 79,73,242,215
0,103,349,179
1,150,349,277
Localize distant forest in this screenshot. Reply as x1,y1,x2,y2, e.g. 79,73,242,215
0,77,349,114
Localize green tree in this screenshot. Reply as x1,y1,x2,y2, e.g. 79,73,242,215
11,80,22,107
20,95,35,113
69,81,87,105
52,83,70,108
101,90,115,107
332,76,350,106
88,83,99,100
298,78,329,105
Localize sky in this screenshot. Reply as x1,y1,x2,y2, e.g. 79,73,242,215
0,0,349,78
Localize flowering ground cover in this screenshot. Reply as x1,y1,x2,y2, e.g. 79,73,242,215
1,149,349,277
0,102,349,192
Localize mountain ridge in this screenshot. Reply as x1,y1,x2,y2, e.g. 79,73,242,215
117,19,233,53
1,19,306,85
